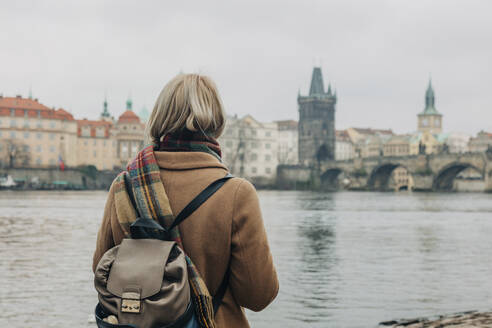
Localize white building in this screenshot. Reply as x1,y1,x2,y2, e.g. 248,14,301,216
219,115,279,185
276,120,298,165
445,132,470,153
335,130,355,160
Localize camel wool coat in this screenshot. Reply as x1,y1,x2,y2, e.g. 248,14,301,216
92,151,279,328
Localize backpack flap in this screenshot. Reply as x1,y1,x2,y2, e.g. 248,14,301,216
107,239,175,299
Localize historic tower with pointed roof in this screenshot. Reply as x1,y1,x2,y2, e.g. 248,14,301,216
418,79,442,134
298,67,337,165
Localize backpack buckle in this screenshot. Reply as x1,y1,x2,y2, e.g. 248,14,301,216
121,291,141,314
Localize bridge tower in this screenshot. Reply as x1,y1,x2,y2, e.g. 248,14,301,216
298,67,337,166
418,79,443,134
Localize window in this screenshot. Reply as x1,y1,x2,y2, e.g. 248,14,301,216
49,159,55,165
93,139,97,146
36,132,42,139
23,145,29,152
265,131,271,137
252,167,257,174
265,143,271,149
265,155,271,161
10,120,17,127
93,150,97,157
24,132,30,139
10,131,16,138
37,121,42,128
24,121,29,128
50,146,56,152
10,108,15,116
50,133,55,140
50,121,56,128
226,140,233,147
265,167,272,174
84,140,88,146
103,140,106,146
36,158,42,165
24,109,28,117
251,153,258,161
37,110,41,119
37,145,42,152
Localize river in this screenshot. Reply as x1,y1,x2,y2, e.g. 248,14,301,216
1,190,492,328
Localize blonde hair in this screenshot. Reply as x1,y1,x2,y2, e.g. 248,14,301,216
146,73,226,144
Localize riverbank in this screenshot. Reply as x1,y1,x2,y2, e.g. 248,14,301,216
380,311,492,327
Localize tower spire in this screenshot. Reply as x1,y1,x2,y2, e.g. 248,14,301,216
327,83,332,95
309,67,325,96
101,95,110,118
126,95,133,111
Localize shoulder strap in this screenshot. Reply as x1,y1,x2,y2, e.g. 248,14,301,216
168,173,233,231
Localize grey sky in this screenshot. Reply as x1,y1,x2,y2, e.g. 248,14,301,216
1,0,491,134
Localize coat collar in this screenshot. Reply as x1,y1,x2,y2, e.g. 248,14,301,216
154,151,229,171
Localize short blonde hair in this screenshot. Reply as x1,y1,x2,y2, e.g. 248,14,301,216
145,74,226,144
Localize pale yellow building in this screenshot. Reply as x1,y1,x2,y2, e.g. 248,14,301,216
0,95,145,170
0,95,78,168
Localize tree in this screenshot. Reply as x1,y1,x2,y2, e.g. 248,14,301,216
1,139,31,168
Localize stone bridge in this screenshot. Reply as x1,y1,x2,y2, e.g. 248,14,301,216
278,152,492,192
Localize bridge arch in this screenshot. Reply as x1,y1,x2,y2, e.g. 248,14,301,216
367,163,413,191
433,162,483,191
321,168,347,190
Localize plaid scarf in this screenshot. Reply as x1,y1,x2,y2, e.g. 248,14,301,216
158,129,222,160
113,142,219,328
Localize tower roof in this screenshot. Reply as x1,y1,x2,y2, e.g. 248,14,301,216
101,97,110,118
419,79,441,116
309,67,325,96
118,110,140,123
126,97,133,111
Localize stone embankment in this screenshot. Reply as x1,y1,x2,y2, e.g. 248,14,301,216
379,311,492,327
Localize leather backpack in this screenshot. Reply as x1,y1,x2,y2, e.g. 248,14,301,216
94,173,232,328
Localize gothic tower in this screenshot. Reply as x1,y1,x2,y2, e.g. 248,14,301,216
417,79,442,134
298,67,337,166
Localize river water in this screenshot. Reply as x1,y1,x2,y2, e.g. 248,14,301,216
1,190,492,328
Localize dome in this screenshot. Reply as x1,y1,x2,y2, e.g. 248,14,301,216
118,110,141,123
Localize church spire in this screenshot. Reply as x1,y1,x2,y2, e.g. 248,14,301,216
126,96,133,111
309,67,325,96
327,83,332,96
101,96,110,118
424,78,437,113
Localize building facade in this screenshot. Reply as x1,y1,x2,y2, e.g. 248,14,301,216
335,130,355,160
276,120,298,165
219,115,279,184
298,67,337,166
0,95,144,171
469,131,492,153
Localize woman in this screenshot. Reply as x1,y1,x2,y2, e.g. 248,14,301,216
92,74,279,327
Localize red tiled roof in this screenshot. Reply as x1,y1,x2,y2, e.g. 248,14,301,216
0,96,75,121
352,127,393,135
118,110,141,123
76,119,113,138
276,120,298,130
336,129,351,141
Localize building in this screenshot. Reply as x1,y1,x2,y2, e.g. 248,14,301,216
445,132,470,153
383,135,411,157
335,130,355,160
0,95,145,170
0,95,78,168
219,115,278,184
297,67,337,165
114,98,145,167
389,166,414,191
346,127,393,158
417,80,443,134
276,120,298,165
469,131,492,153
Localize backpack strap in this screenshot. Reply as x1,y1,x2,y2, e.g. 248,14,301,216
168,173,233,231
169,173,233,315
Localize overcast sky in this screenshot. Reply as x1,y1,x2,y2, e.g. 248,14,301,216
1,0,491,134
